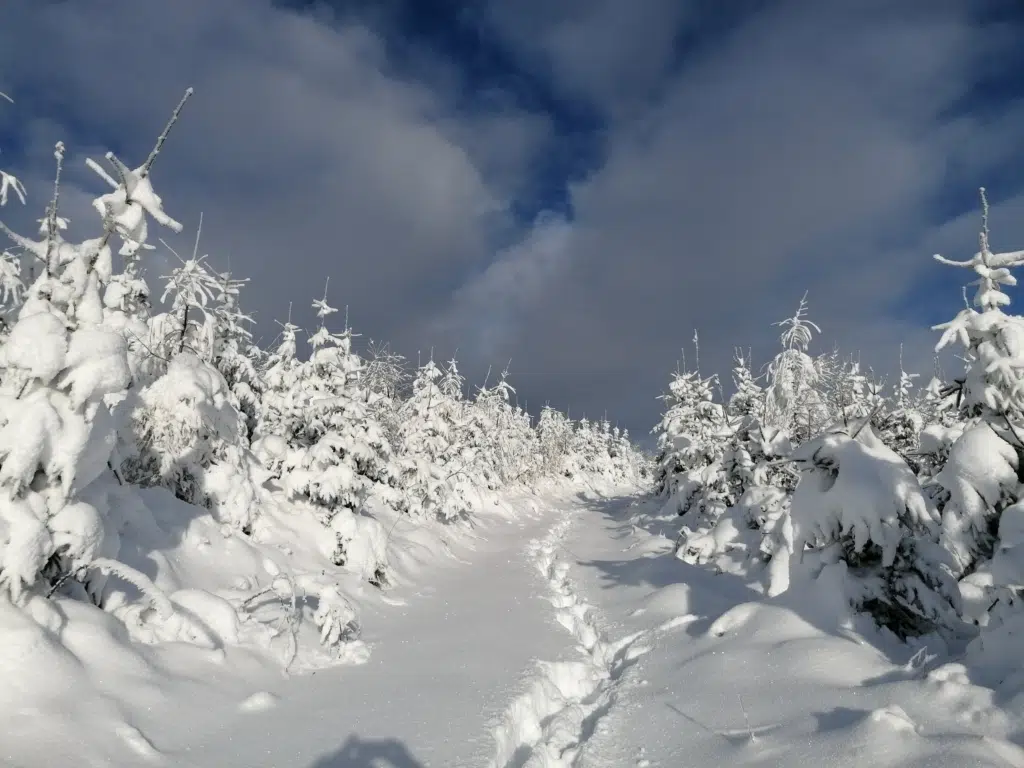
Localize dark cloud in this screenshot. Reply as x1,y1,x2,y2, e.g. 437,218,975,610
2,1,1024,436
483,0,696,118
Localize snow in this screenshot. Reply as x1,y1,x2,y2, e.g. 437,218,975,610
1,310,68,383
560,492,1024,768
0,485,578,766
2,481,1022,767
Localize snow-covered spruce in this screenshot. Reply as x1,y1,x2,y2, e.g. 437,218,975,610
783,419,962,638
0,95,189,610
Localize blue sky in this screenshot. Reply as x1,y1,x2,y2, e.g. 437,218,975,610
2,0,1024,433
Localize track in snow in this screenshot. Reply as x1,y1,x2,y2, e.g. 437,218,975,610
488,508,652,768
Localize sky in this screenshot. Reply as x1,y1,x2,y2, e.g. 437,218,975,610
2,0,1024,437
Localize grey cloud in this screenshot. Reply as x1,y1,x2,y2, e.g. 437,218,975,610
430,2,1024,431
483,0,694,118
0,0,535,347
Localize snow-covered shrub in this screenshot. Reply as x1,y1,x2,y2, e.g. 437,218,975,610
785,420,962,638
120,352,246,505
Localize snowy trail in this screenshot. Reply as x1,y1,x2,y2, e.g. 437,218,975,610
487,504,651,768
164,496,591,768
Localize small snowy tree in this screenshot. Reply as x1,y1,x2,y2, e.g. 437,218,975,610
537,406,574,476
469,369,535,486
263,291,397,580
784,420,961,638
394,358,474,521
150,239,221,365
209,270,260,437
361,339,408,447
120,351,248,506
872,352,926,472
926,189,1024,580
764,294,827,442
117,218,263,533
676,352,792,571
0,90,193,604
652,367,728,521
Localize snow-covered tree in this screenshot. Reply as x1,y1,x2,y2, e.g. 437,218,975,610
784,420,961,638
926,190,1024,580
764,294,827,442
120,351,248,506
0,91,191,604
468,369,536,486
115,215,264,534
537,406,574,476
675,352,792,573
260,292,397,578
208,270,260,437
394,358,474,521
872,353,926,472
652,367,728,521
361,339,409,447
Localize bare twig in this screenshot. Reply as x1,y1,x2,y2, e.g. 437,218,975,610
142,87,194,177
44,142,66,275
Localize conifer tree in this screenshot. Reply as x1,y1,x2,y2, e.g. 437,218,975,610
785,418,962,637
764,294,826,442
0,90,193,601
927,189,1024,579
271,291,397,576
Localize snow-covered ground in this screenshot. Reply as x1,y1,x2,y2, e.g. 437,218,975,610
561,493,1024,768
9,481,1024,767
0,484,606,768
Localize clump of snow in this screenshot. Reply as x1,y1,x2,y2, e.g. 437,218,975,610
1,310,67,382
238,691,277,713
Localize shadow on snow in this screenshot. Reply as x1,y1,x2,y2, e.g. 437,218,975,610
308,735,425,768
